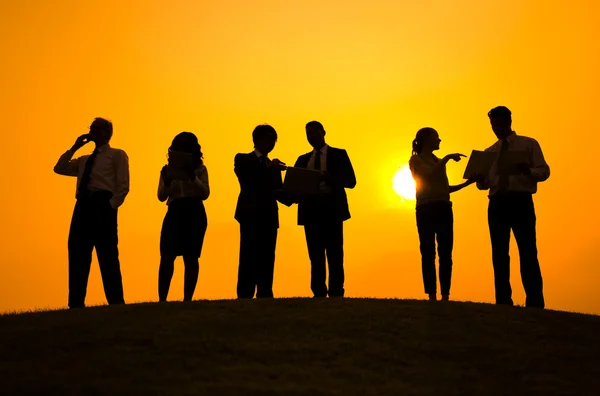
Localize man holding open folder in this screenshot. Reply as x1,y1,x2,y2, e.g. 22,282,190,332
475,106,550,308
291,121,356,298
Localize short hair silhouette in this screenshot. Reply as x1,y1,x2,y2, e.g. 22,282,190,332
412,127,436,155
488,106,512,121
91,117,113,139
252,124,277,145
306,120,326,135
170,131,203,167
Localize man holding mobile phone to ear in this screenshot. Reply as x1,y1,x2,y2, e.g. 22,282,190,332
54,117,130,309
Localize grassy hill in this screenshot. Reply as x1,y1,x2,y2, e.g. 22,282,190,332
1,298,599,395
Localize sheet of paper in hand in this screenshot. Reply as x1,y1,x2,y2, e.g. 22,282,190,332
462,150,498,179
167,151,193,181
283,167,322,195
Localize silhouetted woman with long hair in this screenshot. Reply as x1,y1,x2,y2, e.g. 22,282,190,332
408,127,474,301
158,132,209,302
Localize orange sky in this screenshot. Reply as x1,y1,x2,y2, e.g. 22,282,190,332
1,0,599,314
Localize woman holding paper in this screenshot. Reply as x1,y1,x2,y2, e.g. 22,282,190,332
157,132,210,302
409,127,475,302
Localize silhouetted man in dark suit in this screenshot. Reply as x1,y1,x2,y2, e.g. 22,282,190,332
293,121,356,297
54,117,129,309
475,106,550,308
234,124,291,298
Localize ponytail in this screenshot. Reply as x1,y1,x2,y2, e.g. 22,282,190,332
411,127,436,156
412,138,422,155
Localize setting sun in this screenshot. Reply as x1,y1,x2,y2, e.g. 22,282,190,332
392,165,416,201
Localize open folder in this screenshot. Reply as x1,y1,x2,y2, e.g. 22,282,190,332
462,150,497,179
283,167,322,195
462,149,530,179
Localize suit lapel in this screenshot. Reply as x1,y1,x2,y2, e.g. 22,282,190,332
250,151,266,169
325,146,337,170
298,152,311,168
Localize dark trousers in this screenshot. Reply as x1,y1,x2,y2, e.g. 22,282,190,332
237,222,278,298
304,220,345,297
488,192,544,308
67,192,124,308
416,201,453,296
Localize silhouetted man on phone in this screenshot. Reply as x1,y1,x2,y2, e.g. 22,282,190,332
234,124,291,298
475,106,550,308
54,117,129,308
293,121,356,298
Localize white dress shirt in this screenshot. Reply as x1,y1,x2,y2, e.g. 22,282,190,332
254,149,266,161
307,144,328,171
476,132,550,197
54,143,130,208
157,164,210,205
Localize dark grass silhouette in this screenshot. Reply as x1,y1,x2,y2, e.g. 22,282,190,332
1,298,599,395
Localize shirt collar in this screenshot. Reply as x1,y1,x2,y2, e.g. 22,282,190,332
96,143,110,152
314,144,328,155
501,131,517,144
254,149,268,159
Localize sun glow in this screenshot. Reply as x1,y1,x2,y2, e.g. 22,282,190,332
392,164,416,201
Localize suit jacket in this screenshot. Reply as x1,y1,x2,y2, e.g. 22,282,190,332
293,146,356,225
234,152,291,228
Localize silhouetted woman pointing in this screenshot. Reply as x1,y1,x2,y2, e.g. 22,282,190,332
409,127,474,301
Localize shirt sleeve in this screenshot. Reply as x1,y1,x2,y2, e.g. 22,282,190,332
193,165,210,200
110,150,130,209
157,166,170,202
53,150,81,176
409,155,432,178
528,139,550,182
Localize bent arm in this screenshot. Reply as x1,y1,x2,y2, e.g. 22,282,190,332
476,177,490,190
234,154,255,190
54,149,80,176
409,155,449,179
450,179,475,193
110,151,130,208
529,140,550,182
274,168,294,207
193,166,210,200
157,168,170,202
340,150,357,189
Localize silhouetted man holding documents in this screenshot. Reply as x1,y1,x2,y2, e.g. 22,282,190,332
293,121,356,297
54,117,129,309
475,106,550,308
234,124,291,298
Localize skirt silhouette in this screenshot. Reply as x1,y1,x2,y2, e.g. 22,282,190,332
160,196,207,258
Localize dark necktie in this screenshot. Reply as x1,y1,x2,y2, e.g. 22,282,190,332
259,155,267,167
78,148,99,198
497,139,509,192
314,149,321,170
